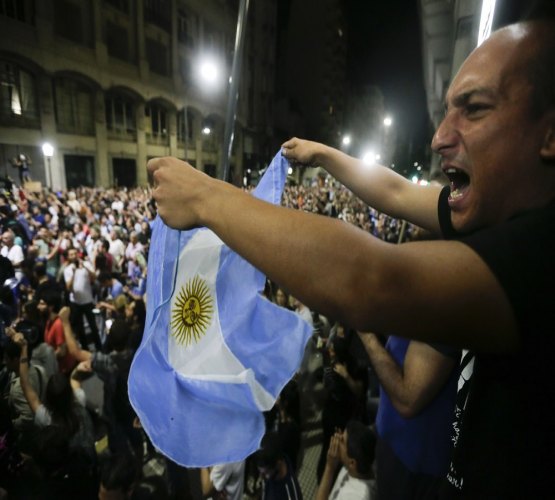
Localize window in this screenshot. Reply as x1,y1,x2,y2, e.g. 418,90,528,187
0,0,26,22
0,61,39,127
145,104,168,144
177,8,195,47
144,0,170,30
106,21,129,61
105,94,135,139
54,78,94,135
104,0,128,13
146,38,169,76
179,56,192,84
204,24,220,51
177,109,193,143
54,0,83,44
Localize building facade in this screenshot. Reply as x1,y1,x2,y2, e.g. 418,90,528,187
0,0,277,189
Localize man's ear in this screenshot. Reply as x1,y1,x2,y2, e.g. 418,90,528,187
540,113,555,161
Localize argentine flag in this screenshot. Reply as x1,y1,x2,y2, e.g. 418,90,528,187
129,152,312,467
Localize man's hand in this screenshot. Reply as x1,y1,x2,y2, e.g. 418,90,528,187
12,332,27,346
76,360,92,372
333,362,348,379
59,306,71,323
326,431,342,470
147,156,218,230
281,137,325,166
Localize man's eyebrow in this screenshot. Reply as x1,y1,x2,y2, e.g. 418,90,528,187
444,87,497,110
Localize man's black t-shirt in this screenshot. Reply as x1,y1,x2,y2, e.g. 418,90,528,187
437,186,555,497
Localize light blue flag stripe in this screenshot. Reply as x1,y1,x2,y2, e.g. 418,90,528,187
129,152,312,467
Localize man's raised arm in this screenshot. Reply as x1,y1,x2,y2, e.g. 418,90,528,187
281,138,443,233
148,157,517,354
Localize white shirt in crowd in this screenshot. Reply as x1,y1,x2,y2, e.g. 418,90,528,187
209,460,245,500
1,244,24,267
63,261,95,304
329,467,376,500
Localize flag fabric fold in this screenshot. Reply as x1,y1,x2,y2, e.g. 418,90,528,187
129,152,312,467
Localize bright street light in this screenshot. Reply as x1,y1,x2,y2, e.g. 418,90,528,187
342,135,351,146
362,151,377,165
202,126,211,135
383,116,393,127
199,60,219,83
42,143,54,157
411,175,419,184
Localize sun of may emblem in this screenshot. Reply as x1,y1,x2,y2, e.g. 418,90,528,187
171,276,214,345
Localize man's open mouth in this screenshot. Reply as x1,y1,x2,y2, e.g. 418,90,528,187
444,167,470,200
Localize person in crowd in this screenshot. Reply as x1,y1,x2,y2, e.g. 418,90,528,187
12,332,96,463
0,253,14,288
358,333,459,498
273,379,302,473
32,260,62,303
98,271,125,300
200,460,246,500
316,420,376,500
108,227,126,273
59,306,141,456
37,291,76,374
63,247,102,350
3,335,45,445
255,432,303,500
1,230,24,279
94,238,114,275
148,19,555,495
99,453,140,500
318,335,366,480
274,286,293,310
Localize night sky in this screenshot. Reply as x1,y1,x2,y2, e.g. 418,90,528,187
343,0,432,165
345,0,431,160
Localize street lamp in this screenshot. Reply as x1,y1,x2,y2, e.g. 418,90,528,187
383,116,393,127
42,142,54,189
362,151,378,165
202,126,211,135
198,59,220,88
342,135,351,146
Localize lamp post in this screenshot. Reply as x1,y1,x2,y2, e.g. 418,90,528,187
42,142,54,189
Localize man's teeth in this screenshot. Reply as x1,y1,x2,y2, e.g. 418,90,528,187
450,188,464,200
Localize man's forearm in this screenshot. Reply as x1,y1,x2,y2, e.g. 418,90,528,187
360,334,414,416
284,141,442,232
315,462,337,500
149,157,519,353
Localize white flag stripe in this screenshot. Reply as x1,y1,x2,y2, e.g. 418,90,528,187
168,229,274,410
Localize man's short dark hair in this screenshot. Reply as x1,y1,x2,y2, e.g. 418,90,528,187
34,261,47,278
106,318,129,352
346,420,376,475
41,290,62,313
255,432,283,469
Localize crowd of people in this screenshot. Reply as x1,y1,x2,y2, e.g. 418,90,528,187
0,175,412,499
